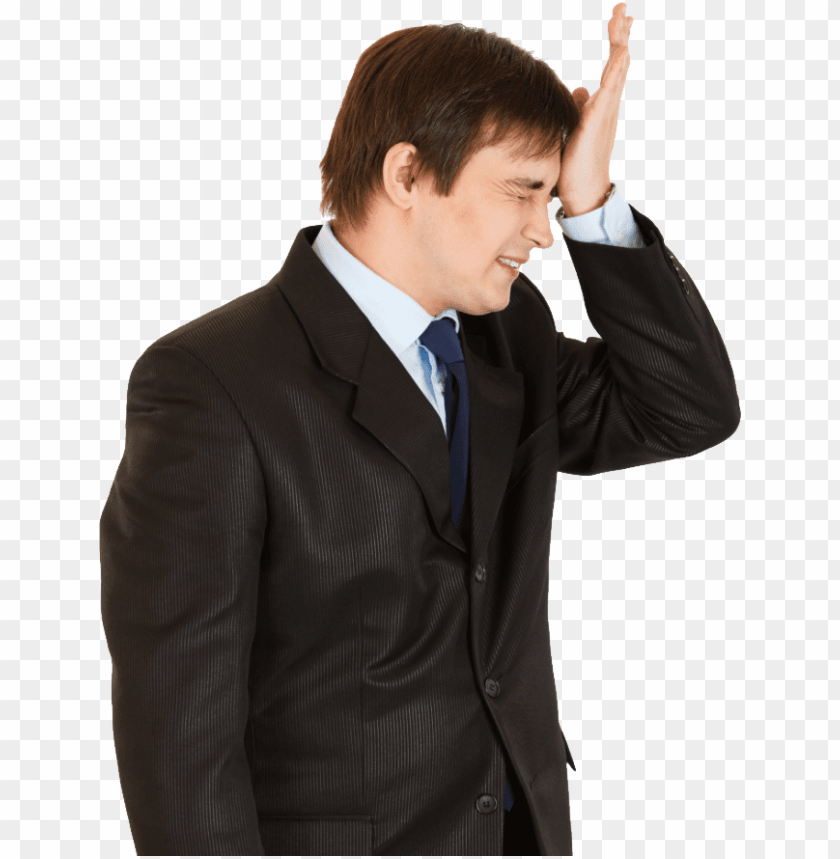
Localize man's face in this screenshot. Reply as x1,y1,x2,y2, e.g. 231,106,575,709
404,139,560,317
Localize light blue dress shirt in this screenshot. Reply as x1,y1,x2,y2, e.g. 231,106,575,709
310,185,646,439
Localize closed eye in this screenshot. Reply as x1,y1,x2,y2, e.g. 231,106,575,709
516,195,552,206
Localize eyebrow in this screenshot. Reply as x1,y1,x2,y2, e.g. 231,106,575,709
508,177,560,197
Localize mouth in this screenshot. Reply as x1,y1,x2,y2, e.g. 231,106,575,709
496,256,523,276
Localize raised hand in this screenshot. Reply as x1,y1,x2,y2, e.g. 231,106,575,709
557,3,634,217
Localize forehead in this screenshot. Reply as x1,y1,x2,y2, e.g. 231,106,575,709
472,141,561,185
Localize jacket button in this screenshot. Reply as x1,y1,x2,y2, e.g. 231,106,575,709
475,563,486,582
475,794,499,814
485,678,500,697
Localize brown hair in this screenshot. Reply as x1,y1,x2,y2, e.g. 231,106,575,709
319,23,581,233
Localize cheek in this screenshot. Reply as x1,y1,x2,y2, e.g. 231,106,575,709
434,201,514,270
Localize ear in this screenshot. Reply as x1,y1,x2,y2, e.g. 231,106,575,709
382,142,419,210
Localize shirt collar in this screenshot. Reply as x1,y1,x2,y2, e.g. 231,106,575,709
310,220,460,358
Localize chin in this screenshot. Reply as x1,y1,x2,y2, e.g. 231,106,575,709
475,294,511,316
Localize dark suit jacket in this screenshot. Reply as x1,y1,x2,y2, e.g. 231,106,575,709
100,204,740,856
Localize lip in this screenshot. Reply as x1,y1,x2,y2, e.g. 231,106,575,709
496,258,521,276
498,255,528,265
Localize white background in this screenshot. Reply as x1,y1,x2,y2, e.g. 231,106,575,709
1,0,836,856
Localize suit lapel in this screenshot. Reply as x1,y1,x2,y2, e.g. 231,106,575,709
272,224,524,566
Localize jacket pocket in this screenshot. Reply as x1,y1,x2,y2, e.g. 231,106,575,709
257,815,373,856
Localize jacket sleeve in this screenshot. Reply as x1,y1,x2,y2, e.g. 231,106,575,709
528,203,740,476
99,342,267,856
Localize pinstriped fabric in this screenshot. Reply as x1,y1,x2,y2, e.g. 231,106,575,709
100,343,267,856
100,204,739,856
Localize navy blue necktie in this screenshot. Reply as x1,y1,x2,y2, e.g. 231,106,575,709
418,317,516,813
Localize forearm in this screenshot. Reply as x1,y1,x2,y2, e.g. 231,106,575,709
557,203,740,471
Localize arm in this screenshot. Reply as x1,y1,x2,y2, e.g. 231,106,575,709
525,203,740,476
100,343,267,856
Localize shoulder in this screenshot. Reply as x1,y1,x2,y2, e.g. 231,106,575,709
148,282,285,355
131,279,300,398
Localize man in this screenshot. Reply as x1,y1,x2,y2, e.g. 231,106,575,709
100,5,740,856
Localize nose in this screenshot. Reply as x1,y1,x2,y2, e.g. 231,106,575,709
524,204,555,253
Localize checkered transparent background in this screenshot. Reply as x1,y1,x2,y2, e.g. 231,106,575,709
1,1,837,857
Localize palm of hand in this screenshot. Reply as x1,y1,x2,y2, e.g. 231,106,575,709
557,3,634,208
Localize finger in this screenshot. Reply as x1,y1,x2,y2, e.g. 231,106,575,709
608,4,633,48
572,86,589,111
611,1,632,22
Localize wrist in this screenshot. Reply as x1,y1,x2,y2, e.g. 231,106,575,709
561,198,604,218
558,180,614,218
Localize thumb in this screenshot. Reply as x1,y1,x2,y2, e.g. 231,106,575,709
572,86,589,111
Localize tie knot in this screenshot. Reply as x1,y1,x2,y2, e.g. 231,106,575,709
418,317,463,368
